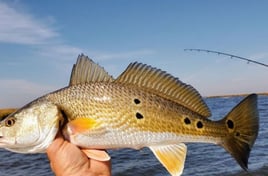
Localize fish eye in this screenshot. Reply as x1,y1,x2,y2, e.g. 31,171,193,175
5,117,16,127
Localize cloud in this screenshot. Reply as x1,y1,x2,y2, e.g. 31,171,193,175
0,2,158,107
0,2,85,63
36,44,84,61
0,79,59,107
0,2,156,62
91,49,156,61
0,2,58,44
35,45,155,64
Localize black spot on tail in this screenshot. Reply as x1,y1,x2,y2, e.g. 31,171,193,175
221,94,259,171
136,112,144,119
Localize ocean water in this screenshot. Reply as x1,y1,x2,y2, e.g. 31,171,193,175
0,95,267,176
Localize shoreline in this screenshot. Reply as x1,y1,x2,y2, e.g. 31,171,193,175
205,92,268,98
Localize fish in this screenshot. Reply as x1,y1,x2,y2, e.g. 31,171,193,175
0,54,259,176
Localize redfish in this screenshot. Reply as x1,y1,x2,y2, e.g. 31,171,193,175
0,55,259,175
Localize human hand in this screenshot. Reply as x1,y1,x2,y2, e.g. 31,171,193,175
46,132,111,176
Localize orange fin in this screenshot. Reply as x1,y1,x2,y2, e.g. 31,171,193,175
149,143,187,176
82,149,111,161
67,117,98,134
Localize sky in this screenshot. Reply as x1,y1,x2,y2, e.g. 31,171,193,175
0,0,267,107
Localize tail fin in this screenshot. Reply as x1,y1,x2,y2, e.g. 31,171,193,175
220,94,259,170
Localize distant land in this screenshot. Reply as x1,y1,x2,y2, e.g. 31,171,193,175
205,92,268,98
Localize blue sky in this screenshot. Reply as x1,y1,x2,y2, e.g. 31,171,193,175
0,0,267,107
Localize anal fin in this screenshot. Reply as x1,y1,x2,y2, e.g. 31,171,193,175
149,143,187,176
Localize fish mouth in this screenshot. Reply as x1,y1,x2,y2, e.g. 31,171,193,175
0,136,16,147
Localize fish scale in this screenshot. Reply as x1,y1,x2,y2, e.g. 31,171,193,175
45,82,227,147
0,54,259,176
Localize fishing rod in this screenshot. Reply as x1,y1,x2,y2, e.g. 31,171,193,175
184,49,268,68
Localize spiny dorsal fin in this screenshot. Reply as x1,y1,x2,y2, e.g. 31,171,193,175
115,62,211,117
69,54,114,86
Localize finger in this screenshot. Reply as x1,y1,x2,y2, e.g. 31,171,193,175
89,156,111,176
46,132,65,161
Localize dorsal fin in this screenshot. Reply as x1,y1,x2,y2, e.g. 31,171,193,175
69,54,114,86
115,62,211,117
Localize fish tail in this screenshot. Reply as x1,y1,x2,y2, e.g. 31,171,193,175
220,94,259,170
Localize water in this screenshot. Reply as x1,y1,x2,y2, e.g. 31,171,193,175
0,95,267,176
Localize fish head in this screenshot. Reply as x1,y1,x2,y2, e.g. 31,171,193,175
0,100,62,153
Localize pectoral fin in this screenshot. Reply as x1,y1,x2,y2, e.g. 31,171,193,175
67,117,99,134
82,149,111,161
149,143,187,176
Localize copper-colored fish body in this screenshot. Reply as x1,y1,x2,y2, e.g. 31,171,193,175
0,55,259,176
46,82,226,148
